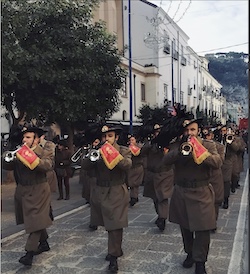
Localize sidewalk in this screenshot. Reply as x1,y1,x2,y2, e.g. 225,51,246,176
1,157,248,274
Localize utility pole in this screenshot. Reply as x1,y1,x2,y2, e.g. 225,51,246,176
128,0,133,134
171,40,174,106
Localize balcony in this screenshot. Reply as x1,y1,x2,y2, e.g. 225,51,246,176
181,56,187,66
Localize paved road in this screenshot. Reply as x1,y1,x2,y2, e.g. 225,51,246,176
1,157,249,274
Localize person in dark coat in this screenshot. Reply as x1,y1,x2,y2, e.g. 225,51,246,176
55,139,72,200
2,126,54,267
162,119,222,274
81,125,132,273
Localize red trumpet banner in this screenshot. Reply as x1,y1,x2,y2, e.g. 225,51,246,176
16,145,40,170
100,142,124,170
129,144,141,156
189,136,211,165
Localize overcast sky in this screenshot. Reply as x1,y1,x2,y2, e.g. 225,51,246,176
149,0,248,56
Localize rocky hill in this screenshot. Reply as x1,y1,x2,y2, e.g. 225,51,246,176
205,52,248,117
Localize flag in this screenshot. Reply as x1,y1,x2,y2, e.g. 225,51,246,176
129,144,141,156
189,136,211,165
100,142,124,170
16,145,40,170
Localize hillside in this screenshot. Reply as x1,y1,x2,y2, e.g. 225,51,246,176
205,52,248,117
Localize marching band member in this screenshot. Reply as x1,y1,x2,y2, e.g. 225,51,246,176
202,127,225,232
2,126,54,267
162,118,222,274
81,125,132,273
141,124,174,232
127,134,144,206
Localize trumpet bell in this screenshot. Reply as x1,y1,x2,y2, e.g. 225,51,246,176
180,142,193,156
86,149,100,162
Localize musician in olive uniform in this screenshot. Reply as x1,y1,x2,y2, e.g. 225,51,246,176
2,127,54,267
81,125,132,273
127,135,144,206
38,129,58,193
141,124,174,232
162,119,222,274
202,127,225,231
219,126,241,209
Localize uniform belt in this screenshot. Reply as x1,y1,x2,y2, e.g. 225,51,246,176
96,180,123,187
176,180,208,188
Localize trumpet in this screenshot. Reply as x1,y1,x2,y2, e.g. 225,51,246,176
85,149,100,162
180,142,193,156
4,145,24,162
71,146,90,163
226,134,234,144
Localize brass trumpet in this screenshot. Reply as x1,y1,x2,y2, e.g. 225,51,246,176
180,142,193,156
4,145,24,162
226,134,234,144
71,146,90,163
85,149,100,162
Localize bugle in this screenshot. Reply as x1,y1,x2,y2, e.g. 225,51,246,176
226,134,234,144
71,145,90,163
85,149,100,162
180,142,193,156
4,145,25,162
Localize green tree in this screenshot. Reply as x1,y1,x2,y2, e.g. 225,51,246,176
2,0,126,148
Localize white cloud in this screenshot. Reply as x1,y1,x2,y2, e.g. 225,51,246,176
149,0,248,55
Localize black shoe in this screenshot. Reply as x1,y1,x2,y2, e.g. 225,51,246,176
154,218,159,224
33,241,50,255
210,228,217,233
236,183,240,189
156,218,166,231
64,195,70,200
108,256,118,273
129,197,138,207
182,253,194,268
105,251,123,261
89,224,98,231
195,262,207,274
57,196,63,200
19,251,34,266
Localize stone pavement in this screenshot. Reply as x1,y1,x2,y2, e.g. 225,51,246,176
1,156,248,274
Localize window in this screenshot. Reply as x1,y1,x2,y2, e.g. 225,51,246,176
141,83,146,101
180,91,184,105
164,84,168,101
120,77,127,97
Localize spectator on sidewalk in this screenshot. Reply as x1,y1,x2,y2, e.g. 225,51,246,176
2,126,54,267
55,139,72,200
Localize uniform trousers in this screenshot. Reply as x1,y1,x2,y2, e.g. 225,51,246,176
180,226,210,262
154,198,169,219
108,229,123,257
25,229,48,251
224,181,231,199
130,186,139,199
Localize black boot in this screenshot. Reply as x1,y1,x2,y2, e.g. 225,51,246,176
89,224,98,231
231,184,236,193
108,256,118,273
222,197,229,209
106,251,123,261
182,253,194,268
129,197,138,207
195,262,207,274
156,218,166,231
33,240,50,255
19,251,34,266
